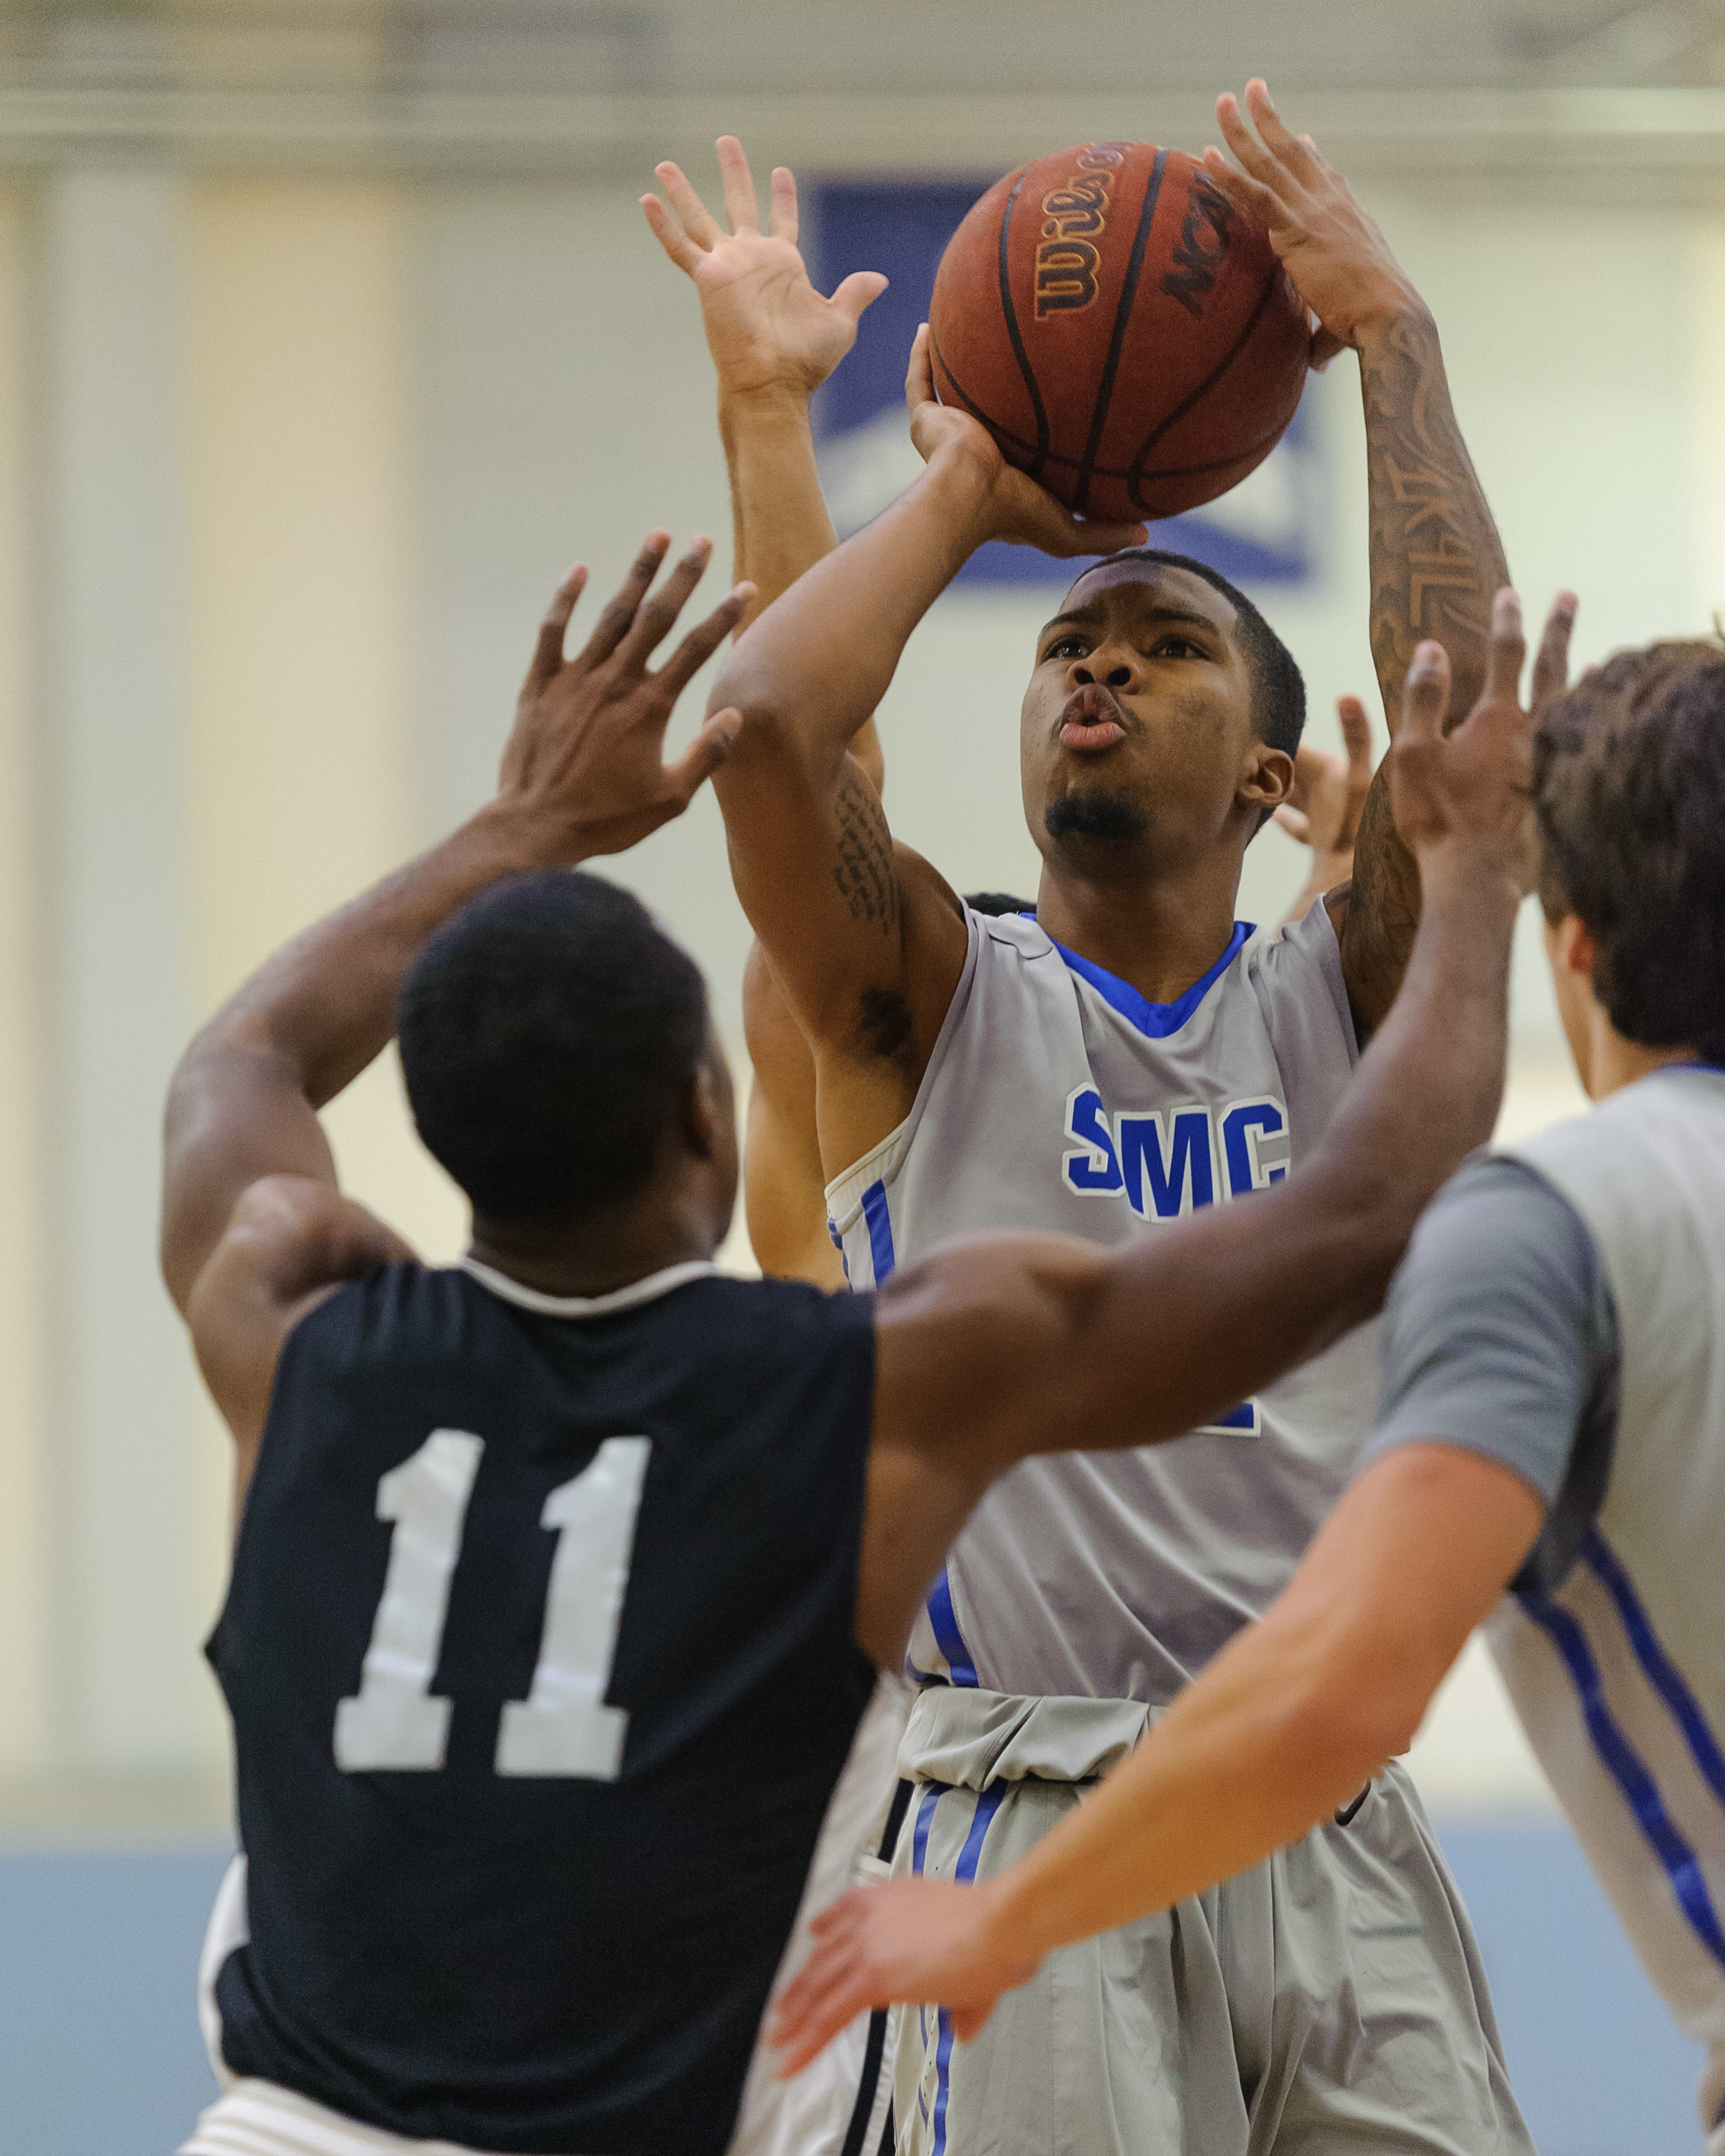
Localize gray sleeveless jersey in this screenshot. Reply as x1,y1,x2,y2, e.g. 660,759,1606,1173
1489,1067,1725,2130
826,902,1379,1704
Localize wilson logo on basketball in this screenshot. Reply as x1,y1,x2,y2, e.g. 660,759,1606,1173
1033,143,1128,319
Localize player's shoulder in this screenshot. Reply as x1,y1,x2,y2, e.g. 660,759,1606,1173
1394,1150,1605,1326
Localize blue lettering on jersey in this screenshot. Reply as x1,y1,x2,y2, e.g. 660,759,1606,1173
1061,1083,1124,1192
1060,1085,1286,1436
1221,1097,1288,1191
1118,1108,1214,1219
1063,1085,1289,1214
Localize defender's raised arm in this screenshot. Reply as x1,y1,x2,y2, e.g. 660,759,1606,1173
161,539,749,1494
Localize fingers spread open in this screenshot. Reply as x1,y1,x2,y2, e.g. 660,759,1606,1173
769,163,799,245
1243,79,1325,188
1214,91,1295,195
1481,586,1528,706
640,192,703,274
526,564,587,690
833,269,889,325
654,161,724,249
576,533,671,669
1530,590,1579,714
1398,640,1452,745
1337,692,1375,780
715,135,760,237
613,538,715,673
1199,149,1290,234
654,581,756,700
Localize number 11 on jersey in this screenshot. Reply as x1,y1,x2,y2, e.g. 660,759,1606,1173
333,1430,651,1779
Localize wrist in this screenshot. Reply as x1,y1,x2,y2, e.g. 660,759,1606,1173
718,382,817,435
1351,291,1436,355
465,795,589,876
1412,833,1524,911
923,435,1010,553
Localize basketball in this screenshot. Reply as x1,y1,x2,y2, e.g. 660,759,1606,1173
927,141,1310,522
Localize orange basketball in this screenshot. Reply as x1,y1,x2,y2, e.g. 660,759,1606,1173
927,141,1310,522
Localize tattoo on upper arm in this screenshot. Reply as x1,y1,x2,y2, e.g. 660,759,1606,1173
833,777,898,935
1363,311,1508,722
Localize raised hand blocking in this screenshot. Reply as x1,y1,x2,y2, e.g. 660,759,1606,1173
1388,586,1577,887
642,137,889,401
497,532,753,860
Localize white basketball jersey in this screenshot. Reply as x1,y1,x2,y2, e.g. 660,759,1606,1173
1490,1066,1725,2132
827,902,1379,1704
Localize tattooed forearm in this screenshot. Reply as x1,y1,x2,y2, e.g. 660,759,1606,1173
1339,309,1508,1038
1360,307,1509,729
832,775,898,935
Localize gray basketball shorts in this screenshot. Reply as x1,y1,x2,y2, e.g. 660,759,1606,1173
889,1688,1535,2156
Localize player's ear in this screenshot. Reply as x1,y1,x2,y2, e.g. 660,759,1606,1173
682,1058,726,1163
1548,911,1599,985
1239,744,1294,815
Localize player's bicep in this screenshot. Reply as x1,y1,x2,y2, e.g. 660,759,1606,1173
187,1176,414,1468
717,740,965,1062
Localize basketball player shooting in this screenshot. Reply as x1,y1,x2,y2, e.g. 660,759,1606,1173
163,533,1544,2156
704,80,1554,2156
776,640,1725,2156
646,125,1377,2156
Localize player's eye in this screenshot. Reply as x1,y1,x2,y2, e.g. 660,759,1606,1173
1045,635,1088,661
1153,636,1203,660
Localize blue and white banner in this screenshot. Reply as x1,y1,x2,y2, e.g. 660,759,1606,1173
809,179,1321,589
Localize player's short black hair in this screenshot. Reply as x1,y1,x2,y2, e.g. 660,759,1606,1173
1535,637,1725,1062
1070,547,1307,762
398,870,709,1223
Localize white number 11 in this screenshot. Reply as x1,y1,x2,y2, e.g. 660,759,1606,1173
333,1430,651,1780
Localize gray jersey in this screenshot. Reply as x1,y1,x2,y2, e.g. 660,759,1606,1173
1481,1068,1725,2139
827,902,1378,1704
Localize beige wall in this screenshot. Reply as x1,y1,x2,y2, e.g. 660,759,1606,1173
0,186,49,1778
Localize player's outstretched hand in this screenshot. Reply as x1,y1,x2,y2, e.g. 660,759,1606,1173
769,1877,1040,2077
905,324,1148,560
644,137,888,402
1389,586,1577,888
1276,693,1377,868
1203,79,1420,368
495,534,753,860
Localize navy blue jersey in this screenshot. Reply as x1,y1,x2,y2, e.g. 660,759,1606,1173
206,1257,878,2155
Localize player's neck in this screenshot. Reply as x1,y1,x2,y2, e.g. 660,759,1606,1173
1034,856,1243,1007
1581,1019,1704,1103
467,1182,724,1300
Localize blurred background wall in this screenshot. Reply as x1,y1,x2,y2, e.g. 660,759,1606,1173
0,2,1722,2149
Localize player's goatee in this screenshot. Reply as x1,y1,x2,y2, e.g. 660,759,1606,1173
1044,789,1150,843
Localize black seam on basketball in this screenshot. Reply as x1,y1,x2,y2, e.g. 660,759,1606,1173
1073,147,1168,516
1127,264,1290,510
922,349,1290,486
994,169,1050,476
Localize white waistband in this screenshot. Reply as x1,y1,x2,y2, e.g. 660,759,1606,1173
179,2078,510,2156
